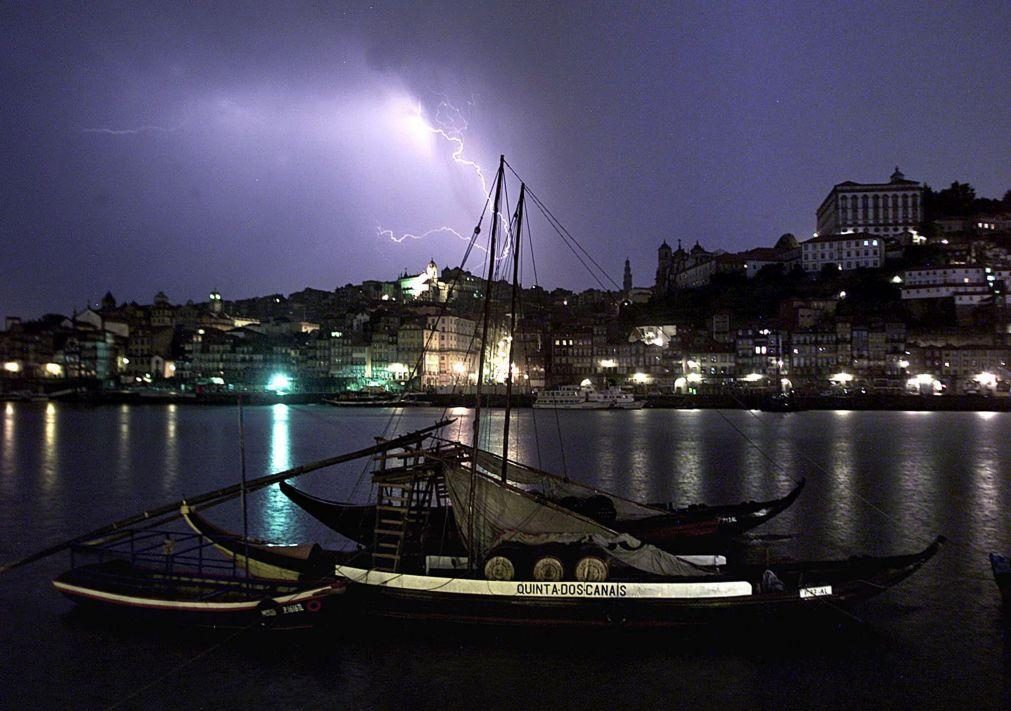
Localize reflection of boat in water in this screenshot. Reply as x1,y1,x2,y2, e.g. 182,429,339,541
534,384,644,409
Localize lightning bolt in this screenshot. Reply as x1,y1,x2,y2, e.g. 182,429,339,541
380,97,513,260
79,124,182,135
424,98,489,198
377,225,470,245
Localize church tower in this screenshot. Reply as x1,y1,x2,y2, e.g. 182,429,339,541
623,258,632,293
655,241,672,295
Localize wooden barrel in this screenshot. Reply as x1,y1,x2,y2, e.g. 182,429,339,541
574,556,609,582
532,555,565,581
484,555,515,581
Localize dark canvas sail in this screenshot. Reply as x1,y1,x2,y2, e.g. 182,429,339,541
442,462,714,577
473,449,660,521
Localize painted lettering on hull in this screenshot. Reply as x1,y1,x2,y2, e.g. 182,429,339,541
515,582,628,597
799,585,832,599
260,602,307,617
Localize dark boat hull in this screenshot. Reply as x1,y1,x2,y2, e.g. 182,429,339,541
278,480,464,554
989,553,1011,606
279,478,805,555
334,537,943,629
53,560,346,630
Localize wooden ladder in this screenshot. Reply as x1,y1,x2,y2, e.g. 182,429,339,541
372,482,413,572
371,463,439,573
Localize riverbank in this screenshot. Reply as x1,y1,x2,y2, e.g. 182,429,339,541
646,392,1011,411
13,389,1011,411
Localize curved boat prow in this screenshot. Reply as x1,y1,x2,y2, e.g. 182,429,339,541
180,503,334,581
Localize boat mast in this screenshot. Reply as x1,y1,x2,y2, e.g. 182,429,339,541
237,395,249,578
469,155,505,559
500,183,525,481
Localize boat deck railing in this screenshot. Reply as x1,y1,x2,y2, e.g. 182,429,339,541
68,528,254,581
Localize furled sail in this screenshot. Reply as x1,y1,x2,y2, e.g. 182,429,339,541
473,449,658,521
443,462,713,577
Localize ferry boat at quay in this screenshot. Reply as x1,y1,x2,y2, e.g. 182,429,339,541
533,384,645,409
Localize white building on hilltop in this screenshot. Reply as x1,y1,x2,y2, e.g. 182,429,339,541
816,168,924,239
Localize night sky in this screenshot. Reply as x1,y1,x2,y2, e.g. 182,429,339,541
2,1,1008,319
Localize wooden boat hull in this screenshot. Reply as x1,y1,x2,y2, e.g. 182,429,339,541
278,480,464,554
278,478,806,555
180,505,339,581
53,560,347,630
334,537,942,629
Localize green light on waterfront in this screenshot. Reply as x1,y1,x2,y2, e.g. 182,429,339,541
267,373,292,394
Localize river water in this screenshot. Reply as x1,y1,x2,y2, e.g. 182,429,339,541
1,402,1009,709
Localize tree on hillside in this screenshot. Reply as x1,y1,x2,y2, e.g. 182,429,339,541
923,182,1011,219
923,181,976,217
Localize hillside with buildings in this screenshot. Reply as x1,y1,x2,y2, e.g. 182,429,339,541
3,170,1010,400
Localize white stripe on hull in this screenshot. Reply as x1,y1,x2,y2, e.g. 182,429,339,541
53,580,337,612
335,565,752,599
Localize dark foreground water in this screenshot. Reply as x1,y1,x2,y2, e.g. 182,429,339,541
1,402,1010,709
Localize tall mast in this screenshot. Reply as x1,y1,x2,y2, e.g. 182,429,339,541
468,155,505,558
237,395,249,578
500,183,525,481
472,155,505,448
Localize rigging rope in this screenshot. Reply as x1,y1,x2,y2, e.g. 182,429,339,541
504,159,621,291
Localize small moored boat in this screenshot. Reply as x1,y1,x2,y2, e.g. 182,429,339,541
52,529,346,630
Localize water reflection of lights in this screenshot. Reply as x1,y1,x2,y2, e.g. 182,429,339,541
967,416,1000,552
594,416,623,495
824,413,856,533
269,404,291,472
2,403,16,479
116,404,131,476
975,411,998,421
623,409,651,502
670,412,705,504
164,404,179,486
262,404,295,539
41,402,59,492
893,412,940,547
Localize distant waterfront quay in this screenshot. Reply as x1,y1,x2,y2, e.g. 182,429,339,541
9,389,1011,412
